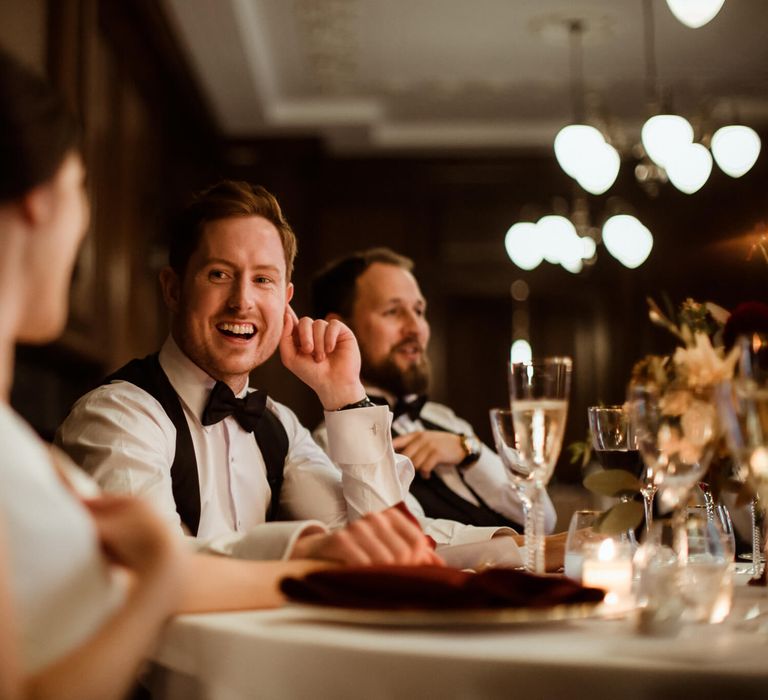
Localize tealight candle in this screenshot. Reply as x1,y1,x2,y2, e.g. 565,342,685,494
581,538,633,610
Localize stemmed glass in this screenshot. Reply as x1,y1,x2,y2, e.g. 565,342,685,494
628,381,720,551
507,357,572,573
588,405,654,532
716,333,768,576
489,408,537,570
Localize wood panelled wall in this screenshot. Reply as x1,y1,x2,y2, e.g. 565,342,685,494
8,0,219,439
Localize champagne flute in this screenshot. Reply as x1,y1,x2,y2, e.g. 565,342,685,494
589,404,655,532
508,357,572,573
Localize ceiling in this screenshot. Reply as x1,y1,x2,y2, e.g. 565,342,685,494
162,0,768,155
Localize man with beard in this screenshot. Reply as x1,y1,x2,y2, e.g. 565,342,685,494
311,248,556,541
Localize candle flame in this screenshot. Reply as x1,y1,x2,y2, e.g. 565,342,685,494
598,538,616,560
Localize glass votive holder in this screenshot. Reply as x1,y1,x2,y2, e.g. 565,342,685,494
633,522,683,636
564,510,608,581
680,512,733,624
581,538,634,611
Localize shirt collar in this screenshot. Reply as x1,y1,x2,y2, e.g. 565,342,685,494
158,335,252,424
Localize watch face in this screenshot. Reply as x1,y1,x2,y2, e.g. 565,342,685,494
462,434,481,458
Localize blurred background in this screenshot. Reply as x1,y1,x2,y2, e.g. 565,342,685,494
2,0,766,525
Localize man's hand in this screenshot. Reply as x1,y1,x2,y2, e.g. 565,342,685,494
84,495,188,599
393,431,467,477
290,506,444,566
279,307,366,410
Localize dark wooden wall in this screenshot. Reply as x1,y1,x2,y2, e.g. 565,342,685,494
8,0,220,439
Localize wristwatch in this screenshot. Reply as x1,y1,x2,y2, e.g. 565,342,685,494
458,433,482,468
336,396,376,411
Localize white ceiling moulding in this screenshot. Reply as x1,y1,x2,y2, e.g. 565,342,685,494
370,121,564,150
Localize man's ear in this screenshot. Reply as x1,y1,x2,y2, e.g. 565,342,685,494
19,182,54,229
286,282,294,304
159,266,181,312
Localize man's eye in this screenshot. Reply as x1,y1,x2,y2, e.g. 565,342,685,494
382,308,397,316
208,270,229,281
254,276,273,285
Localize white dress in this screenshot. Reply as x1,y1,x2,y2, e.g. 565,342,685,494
0,402,123,672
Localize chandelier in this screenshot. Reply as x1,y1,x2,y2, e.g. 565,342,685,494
554,1,760,198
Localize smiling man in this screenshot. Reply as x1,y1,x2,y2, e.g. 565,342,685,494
311,247,557,540
56,182,440,567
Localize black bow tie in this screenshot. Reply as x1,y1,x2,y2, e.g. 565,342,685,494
202,381,267,433
369,394,427,421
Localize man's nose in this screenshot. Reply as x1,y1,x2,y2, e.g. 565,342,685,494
402,310,426,336
227,279,255,310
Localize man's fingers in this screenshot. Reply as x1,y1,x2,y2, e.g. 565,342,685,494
377,507,436,565
282,306,297,338
324,319,344,354
311,320,329,361
324,530,373,566
294,316,316,354
393,433,420,450
350,517,404,564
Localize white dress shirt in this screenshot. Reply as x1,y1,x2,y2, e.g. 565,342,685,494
56,337,413,561
0,402,124,672
314,387,556,549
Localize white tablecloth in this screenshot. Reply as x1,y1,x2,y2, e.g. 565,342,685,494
148,575,768,700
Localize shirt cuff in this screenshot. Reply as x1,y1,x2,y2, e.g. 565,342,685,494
194,520,328,561
323,405,391,464
436,535,523,570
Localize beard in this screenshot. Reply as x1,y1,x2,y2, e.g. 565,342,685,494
361,342,431,397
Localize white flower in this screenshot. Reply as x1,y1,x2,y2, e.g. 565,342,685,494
673,332,739,388
660,388,691,416
680,399,716,448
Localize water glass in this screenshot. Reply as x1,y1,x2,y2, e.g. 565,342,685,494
679,511,733,623
634,519,684,635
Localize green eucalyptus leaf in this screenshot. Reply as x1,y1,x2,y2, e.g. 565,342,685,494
583,469,642,498
595,500,644,535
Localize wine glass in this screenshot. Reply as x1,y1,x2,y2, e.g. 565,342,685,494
508,356,572,573
588,405,654,531
489,407,536,568
628,381,720,548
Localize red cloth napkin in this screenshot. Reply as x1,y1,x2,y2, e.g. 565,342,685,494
280,566,605,610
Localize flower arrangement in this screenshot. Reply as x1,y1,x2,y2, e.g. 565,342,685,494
579,298,768,534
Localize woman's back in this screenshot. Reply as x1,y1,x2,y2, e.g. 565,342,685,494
0,402,123,671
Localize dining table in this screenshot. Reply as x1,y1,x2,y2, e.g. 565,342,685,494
147,567,768,700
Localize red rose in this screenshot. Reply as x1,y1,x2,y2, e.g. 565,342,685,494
723,301,768,348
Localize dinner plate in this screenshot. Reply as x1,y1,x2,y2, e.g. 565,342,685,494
285,601,603,627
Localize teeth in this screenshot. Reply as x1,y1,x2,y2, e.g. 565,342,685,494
219,322,255,335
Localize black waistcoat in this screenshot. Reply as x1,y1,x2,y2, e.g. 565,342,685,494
104,353,288,535
399,415,523,530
